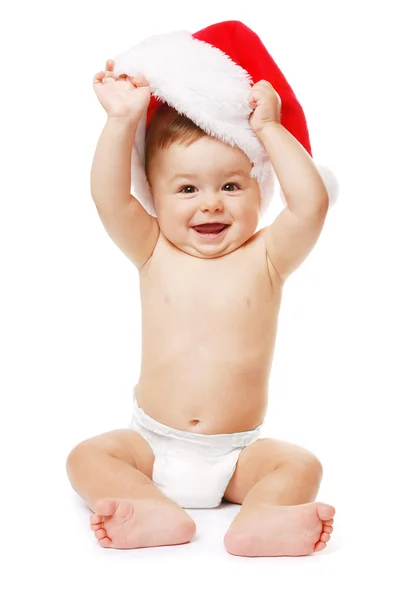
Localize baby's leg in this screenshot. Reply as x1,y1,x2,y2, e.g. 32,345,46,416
66,429,195,549
223,438,335,557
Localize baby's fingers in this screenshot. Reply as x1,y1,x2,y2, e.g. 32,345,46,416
247,88,264,107
93,59,118,86
93,71,105,85
93,59,114,85
128,74,150,87
104,59,115,76
103,59,116,82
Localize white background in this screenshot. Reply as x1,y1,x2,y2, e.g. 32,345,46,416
1,0,399,598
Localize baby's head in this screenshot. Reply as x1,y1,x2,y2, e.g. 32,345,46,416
144,105,261,259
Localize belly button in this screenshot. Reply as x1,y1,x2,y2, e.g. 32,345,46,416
190,419,200,426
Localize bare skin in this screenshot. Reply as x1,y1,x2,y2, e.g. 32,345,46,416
90,498,195,550
69,59,336,555
137,226,281,434
66,430,196,550
224,502,335,557
80,226,334,556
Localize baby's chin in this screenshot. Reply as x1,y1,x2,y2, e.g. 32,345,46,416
163,227,248,259
179,243,238,259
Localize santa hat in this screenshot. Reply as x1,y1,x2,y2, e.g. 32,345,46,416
113,20,338,217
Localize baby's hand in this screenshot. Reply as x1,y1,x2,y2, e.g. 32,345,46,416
248,80,282,134
93,59,151,122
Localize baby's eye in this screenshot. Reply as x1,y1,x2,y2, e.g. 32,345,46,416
179,186,196,194
223,183,240,192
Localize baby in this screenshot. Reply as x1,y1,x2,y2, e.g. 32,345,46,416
66,57,335,557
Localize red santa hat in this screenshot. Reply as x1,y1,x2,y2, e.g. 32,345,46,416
113,20,338,217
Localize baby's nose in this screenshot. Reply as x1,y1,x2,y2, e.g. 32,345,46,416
201,192,223,210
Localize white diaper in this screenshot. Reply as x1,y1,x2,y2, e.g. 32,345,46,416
128,388,262,509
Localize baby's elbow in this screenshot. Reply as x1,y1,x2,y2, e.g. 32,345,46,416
319,190,330,215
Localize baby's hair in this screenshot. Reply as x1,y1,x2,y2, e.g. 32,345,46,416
144,104,206,178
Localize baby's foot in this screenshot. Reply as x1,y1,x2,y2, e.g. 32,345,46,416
90,497,196,549
224,502,335,557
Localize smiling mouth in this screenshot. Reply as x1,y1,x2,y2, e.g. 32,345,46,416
192,223,229,235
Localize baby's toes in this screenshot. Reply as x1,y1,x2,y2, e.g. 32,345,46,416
315,503,336,521
323,525,333,534
98,535,113,548
90,514,105,533
314,541,327,552
90,513,104,527
94,527,106,540
320,532,331,543
95,498,118,517
94,527,112,547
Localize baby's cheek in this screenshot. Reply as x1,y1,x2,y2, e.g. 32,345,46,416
161,210,186,240
238,208,260,236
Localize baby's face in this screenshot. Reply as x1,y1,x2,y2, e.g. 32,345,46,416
148,136,261,258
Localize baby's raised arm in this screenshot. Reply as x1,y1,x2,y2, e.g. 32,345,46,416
249,81,329,282
91,60,159,269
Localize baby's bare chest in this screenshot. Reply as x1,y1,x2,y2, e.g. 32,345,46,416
140,240,282,347
153,263,268,320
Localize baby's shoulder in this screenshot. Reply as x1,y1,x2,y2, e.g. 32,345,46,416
241,227,268,256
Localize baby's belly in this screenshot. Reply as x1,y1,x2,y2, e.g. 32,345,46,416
136,343,272,434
